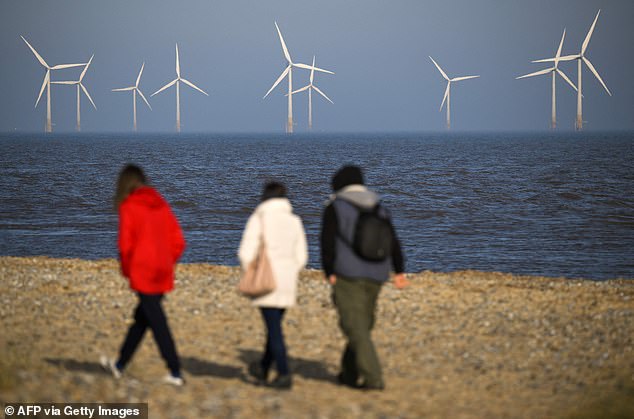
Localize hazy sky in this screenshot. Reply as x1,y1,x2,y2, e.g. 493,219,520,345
1,0,633,133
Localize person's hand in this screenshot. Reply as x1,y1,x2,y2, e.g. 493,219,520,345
393,273,410,289
328,274,337,285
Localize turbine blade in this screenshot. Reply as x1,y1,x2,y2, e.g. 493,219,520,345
35,71,49,108
151,79,177,96
51,81,78,85
582,10,601,55
429,56,449,81
136,62,145,87
293,63,334,74
516,68,553,79
556,69,578,92
289,85,310,95
313,85,333,104
21,36,48,68
533,55,578,63
583,57,611,96
451,75,479,82
80,54,94,81
263,65,290,99
310,56,315,84
137,89,153,110
274,22,292,63
555,28,566,64
51,63,86,70
176,44,180,78
440,82,450,111
181,78,209,96
112,86,136,91
80,83,97,109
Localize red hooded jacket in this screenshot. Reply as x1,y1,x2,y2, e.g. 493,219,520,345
118,186,185,294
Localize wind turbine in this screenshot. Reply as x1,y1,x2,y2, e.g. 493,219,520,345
52,55,97,132
263,22,334,134
21,36,86,133
289,56,333,130
516,29,577,129
533,10,611,130
151,44,208,133
429,56,479,129
112,63,152,132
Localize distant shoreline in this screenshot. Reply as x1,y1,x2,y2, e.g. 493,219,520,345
1,255,631,282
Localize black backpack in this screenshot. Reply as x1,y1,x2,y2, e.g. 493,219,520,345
341,202,394,262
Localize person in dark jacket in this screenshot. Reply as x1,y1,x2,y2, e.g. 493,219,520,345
321,165,409,390
100,164,186,386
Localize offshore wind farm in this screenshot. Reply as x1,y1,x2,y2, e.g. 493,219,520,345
8,5,629,133
3,1,632,285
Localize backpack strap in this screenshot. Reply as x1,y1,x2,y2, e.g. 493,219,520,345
333,198,381,246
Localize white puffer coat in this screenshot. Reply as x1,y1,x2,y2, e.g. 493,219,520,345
238,198,308,307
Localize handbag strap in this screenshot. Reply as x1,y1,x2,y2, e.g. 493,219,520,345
258,212,267,247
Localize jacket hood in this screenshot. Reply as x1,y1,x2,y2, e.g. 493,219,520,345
125,186,167,210
254,197,293,214
331,184,379,209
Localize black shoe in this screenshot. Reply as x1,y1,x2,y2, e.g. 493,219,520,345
337,372,361,388
268,374,292,390
248,361,268,384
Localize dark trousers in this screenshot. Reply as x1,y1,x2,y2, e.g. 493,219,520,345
333,276,383,388
259,308,289,375
117,293,180,376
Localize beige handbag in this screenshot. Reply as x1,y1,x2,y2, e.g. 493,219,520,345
238,215,276,298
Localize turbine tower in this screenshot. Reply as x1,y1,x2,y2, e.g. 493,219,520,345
112,63,152,132
21,36,86,133
429,56,479,130
52,55,97,132
151,44,208,133
263,22,333,134
289,56,334,130
533,10,611,130
516,29,577,129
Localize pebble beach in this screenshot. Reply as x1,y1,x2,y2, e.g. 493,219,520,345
0,256,632,418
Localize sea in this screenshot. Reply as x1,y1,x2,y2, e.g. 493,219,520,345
1,132,633,280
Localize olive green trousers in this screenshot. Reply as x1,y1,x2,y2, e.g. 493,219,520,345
333,275,384,388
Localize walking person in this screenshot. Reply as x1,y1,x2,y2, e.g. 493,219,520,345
101,164,186,386
321,165,409,390
238,182,308,389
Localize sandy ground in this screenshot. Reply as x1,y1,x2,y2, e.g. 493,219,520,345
0,256,633,418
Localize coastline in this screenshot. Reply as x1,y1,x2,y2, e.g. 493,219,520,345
1,256,632,418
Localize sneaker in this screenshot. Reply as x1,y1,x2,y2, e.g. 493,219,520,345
268,374,292,390
99,355,122,380
162,374,185,387
248,361,268,384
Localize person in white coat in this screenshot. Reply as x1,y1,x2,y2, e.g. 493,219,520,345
238,182,308,389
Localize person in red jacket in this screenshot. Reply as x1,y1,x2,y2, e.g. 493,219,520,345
100,164,186,386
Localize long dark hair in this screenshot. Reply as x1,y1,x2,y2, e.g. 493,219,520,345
114,164,147,210
261,181,287,202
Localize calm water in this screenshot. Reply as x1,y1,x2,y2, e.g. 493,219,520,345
1,132,633,280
